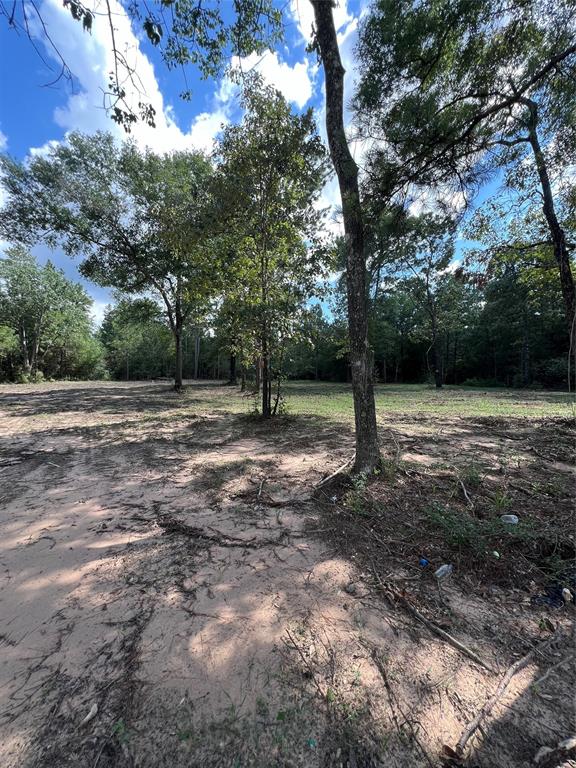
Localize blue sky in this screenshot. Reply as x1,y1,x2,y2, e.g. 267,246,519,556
0,0,367,324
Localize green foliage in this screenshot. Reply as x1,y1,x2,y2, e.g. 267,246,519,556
0,132,224,388
0,245,105,381
57,0,283,130
99,298,174,380
356,0,576,191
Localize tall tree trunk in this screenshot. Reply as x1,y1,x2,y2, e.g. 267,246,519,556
19,323,31,374
311,0,380,474
525,100,575,351
30,315,42,375
453,333,458,384
229,353,237,385
240,366,246,392
174,328,183,391
521,303,530,386
431,338,443,389
255,356,261,392
262,337,271,418
194,331,200,379
429,309,442,389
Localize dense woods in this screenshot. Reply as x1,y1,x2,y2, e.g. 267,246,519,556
0,241,569,389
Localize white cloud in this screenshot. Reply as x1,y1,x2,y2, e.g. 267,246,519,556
232,51,314,109
188,109,229,154
90,299,109,328
31,0,231,154
29,139,62,158
289,0,353,44
439,259,462,275
0,130,7,152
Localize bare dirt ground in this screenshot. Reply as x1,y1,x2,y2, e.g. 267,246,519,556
0,381,574,768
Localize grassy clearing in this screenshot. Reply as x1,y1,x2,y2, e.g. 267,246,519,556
3,381,572,434
280,381,574,420
178,380,574,420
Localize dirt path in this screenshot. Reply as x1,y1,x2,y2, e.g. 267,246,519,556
0,382,573,768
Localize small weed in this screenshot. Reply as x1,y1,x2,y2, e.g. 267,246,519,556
460,462,482,488
343,473,373,515
424,503,573,579
492,490,512,512
255,696,269,718
326,687,337,704
380,458,398,482
112,718,129,744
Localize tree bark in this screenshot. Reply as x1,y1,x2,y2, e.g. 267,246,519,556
431,337,443,389
174,328,183,391
255,356,261,392
525,100,575,351
262,336,271,418
229,353,237,385
19,324,31,374
194,331,200,379
311,0,381,474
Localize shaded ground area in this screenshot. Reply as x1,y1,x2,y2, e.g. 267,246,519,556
0,381,574,768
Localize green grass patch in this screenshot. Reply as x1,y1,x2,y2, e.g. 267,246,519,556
172,380,574,422
280,381,573,420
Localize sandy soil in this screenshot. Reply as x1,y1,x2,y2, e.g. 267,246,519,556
0,381,574,768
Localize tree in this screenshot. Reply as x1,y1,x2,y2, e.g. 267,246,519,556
0,245,46,375
0,133,219,390
310,1,382,472
100,298,174,380
355,0,576,344
0,245,104,380
214,77,329,417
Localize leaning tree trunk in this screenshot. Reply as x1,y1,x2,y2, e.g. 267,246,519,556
311,0,380,474
526,101,576,353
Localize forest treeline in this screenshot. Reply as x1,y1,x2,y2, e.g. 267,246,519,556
0,242,569,389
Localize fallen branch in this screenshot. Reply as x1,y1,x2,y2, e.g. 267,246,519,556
455,633,563,756
457,477,474,506
157,514,288,549
372,571,494,673
283,628,326,701
315,454,354,489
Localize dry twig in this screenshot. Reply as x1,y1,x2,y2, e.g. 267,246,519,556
368,645,435,768
316,454,355,489
371,570,494,673
455,633,563,756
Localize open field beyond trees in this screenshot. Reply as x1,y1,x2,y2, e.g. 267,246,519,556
1,380,574,768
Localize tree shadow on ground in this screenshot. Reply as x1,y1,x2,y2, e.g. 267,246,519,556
1,382,573,768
